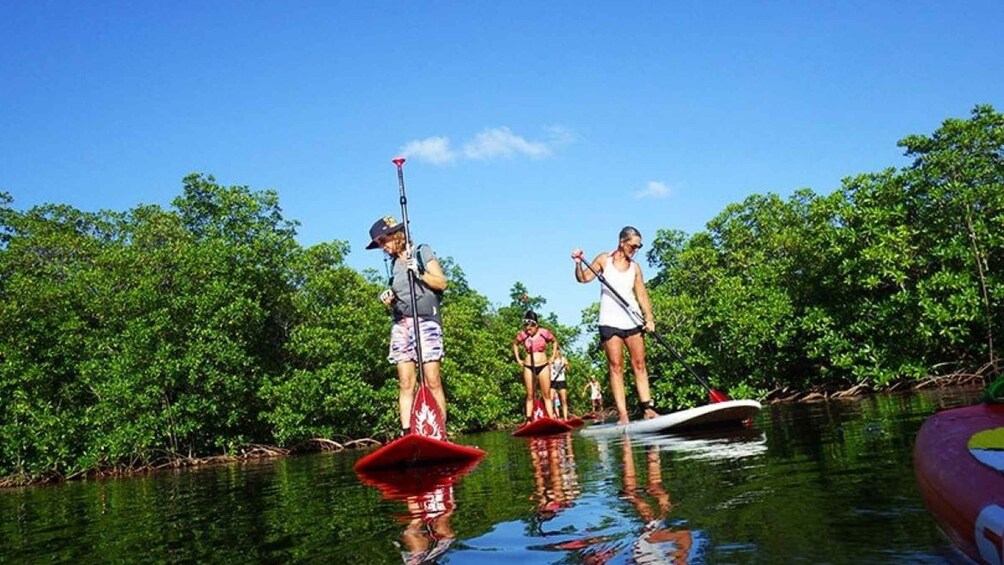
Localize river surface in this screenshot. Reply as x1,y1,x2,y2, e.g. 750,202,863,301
0,387,985,564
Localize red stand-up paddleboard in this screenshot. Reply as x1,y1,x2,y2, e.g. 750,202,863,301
564,417,584,428
915,402,1004,564
513,399,574,437
355,384,485,472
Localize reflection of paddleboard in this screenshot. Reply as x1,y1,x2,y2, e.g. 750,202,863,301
354,434,485,472
644,428,767,461
580,400,761,437
513,417,574,437
915,402,1004,565
355,458,482,500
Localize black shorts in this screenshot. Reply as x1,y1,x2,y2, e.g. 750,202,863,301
551,380,567,390
599,325,643,342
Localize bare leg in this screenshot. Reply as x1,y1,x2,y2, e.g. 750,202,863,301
603,335,629,424
624,332,657,419
523,367,535,419
538,366,555,418
397,362,417,429
559,389,569,419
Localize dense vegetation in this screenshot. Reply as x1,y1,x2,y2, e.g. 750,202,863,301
640,104,1003,407
1,105,1001,484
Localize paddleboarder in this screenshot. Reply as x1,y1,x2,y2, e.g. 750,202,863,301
368,215,448,436
585,376,603,414
551,353,570,420
512,310,561,421
572,226,658,425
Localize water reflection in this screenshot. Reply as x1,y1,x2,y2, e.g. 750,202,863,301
544,434,698,564
528,435,581,532
622,438,693,564
1,387,988,563
355,460,480,564
645,428,767,462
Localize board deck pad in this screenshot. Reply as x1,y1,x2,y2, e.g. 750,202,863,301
580,399,761,437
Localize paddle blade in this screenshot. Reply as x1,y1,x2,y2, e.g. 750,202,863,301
709,388,731,403
531,398,546,421
411,383,447,440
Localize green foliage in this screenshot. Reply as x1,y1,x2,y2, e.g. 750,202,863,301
642,104,1004,396
4,105,1004,483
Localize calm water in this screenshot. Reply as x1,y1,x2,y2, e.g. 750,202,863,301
0,387,985,564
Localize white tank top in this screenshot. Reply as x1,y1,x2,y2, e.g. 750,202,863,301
598,253,642,329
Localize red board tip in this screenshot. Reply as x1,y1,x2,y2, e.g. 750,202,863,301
709,389,731,403
392,157,406,168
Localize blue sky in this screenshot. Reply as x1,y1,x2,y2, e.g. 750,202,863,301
3,1,1002,330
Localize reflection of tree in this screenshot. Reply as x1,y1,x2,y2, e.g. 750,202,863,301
527,435,581,534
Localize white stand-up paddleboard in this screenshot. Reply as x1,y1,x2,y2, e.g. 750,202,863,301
580,399,761,437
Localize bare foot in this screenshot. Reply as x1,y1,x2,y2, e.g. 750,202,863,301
643,408,660,420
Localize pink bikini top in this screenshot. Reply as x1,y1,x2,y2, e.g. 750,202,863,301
516,328,555,353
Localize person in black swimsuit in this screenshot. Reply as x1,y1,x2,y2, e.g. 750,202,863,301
512,311,560,421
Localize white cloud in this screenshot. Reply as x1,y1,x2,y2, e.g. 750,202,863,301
401,126,569,165
544,125,575,146
462,127,551,160
634,180,672,199
400,136,456,165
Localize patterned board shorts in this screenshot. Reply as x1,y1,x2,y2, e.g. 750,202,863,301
388,318,445,364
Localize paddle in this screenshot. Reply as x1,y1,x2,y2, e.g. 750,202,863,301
393,158,448,439
575,251,730,403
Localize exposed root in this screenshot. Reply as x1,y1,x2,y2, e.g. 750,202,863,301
765,363,996,404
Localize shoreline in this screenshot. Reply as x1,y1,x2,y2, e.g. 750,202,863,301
1,372,991,490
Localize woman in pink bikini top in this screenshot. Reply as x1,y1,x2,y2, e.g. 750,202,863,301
512,310,561,421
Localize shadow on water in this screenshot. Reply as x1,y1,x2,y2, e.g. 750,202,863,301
0,386,986,564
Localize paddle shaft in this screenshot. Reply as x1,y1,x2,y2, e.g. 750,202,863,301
393,158,426,384
577,254,727,400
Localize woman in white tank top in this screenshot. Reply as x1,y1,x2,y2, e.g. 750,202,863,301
571,226,657,425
